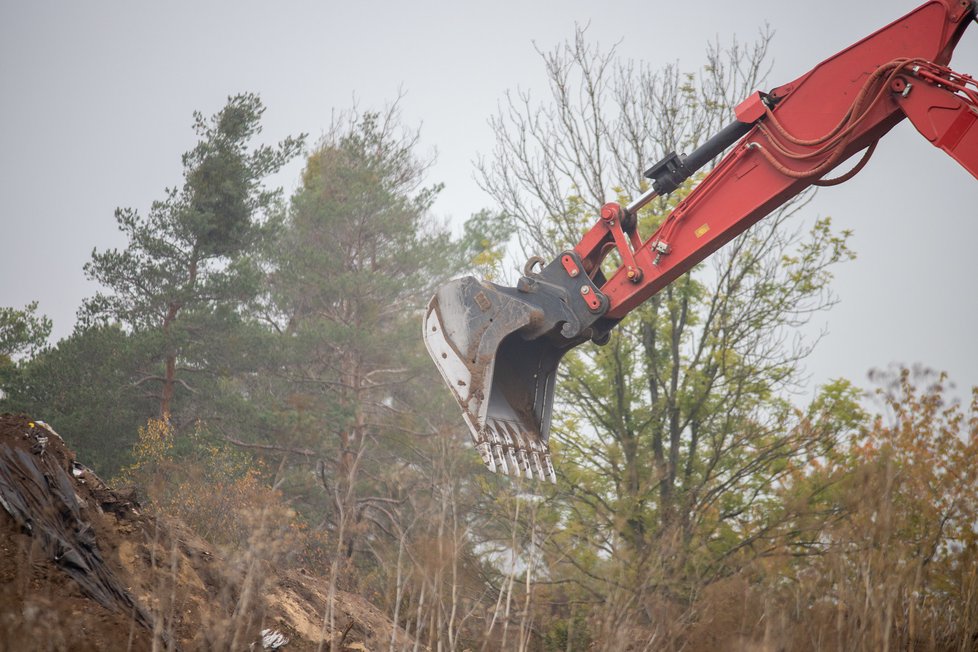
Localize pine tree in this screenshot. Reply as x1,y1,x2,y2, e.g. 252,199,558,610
83,93,303,424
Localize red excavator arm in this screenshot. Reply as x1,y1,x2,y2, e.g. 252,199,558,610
424,0,978,481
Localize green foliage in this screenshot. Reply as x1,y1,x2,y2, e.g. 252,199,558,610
120,418,329,565
84,93,303,331
757,369,978,649
545,188,857,587
120,416,175,479
0,301,52,360
456,208,514,279
11,29,969,649
82,93,304,423
543,612,592,651
262,104,470,564
0,324,154,475
475,24,866,616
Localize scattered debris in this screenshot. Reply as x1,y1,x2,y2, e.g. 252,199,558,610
259,628,290,649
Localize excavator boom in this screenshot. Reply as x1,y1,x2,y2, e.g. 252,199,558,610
425,0,978,481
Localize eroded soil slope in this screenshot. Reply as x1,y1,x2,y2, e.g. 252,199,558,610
0,413,414,651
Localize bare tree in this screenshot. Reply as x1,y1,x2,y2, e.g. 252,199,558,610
477,27,772,259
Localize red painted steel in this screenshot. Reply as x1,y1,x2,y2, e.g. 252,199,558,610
570,0,975,320
895,64,978,177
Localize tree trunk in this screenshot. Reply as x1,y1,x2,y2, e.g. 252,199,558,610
159,256,197,421
160,301,180,420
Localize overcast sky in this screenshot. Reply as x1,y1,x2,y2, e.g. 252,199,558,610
2,0,976,399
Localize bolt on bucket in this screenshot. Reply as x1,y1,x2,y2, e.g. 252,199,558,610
423,258,612,483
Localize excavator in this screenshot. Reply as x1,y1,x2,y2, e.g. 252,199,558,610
424,0,978,482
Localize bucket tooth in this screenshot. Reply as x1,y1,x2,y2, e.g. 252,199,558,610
529,443,546,481
477,442,497,473
508,426,534,478
490,426,521,479
481,418,556,481
526,438,556,483
543,451,557,484
506,423,533,478
487,425,510,476
501,424,522,478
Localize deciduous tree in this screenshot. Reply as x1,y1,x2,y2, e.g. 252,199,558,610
477,27,857,612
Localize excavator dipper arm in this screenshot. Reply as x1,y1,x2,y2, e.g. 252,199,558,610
424,0,977,481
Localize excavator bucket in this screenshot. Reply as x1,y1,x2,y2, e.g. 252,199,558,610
424,277,559,481
423,259,611,482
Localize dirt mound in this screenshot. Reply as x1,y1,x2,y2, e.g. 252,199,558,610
0,413,416,651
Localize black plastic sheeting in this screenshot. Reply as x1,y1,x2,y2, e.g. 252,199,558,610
0,417,158,639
